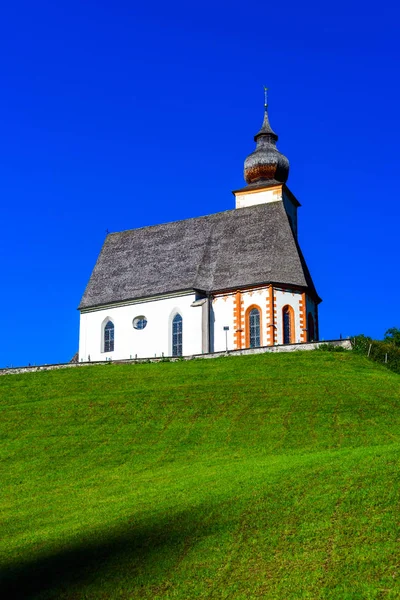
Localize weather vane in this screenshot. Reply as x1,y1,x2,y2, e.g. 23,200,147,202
263,85,268,109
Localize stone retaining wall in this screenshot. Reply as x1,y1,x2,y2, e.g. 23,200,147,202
0,339,352,377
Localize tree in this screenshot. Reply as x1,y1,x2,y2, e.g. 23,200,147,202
383,327,400,347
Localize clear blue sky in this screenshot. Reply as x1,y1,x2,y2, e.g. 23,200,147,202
1,0,399,367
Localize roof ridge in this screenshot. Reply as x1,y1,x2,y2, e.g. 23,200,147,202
106,206,242,237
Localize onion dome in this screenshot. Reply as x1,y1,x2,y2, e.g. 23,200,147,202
244,103,289,185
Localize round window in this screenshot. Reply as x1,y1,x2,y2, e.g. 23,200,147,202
133,316,147,330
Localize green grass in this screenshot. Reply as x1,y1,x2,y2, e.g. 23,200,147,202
1,351,400,599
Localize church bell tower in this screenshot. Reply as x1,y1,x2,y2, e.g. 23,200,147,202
233,91,299,238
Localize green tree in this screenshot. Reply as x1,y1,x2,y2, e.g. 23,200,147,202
383,327,400,347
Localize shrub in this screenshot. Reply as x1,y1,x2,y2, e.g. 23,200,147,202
317,343,347,352
352,334,373,354
384,327,400,348
353,334,400,376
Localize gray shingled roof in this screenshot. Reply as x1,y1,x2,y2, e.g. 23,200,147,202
79,202,320,310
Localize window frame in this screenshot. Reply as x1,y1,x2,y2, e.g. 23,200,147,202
282,305,295,344
172,313,183,357
103,320,115,353
245,304,262,348
133,316,147,330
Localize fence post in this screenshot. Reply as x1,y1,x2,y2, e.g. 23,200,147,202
368,344,372,357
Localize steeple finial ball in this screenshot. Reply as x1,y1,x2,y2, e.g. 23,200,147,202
243,95,289,186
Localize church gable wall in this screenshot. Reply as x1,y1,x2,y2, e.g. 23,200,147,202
79,293,203,362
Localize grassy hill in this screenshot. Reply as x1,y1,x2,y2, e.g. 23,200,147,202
1,351,400,599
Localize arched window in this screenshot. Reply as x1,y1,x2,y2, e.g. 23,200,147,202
308,312,315,341
172,314,183,356
249,308,261,348
104,321,114,352
282,305,295,344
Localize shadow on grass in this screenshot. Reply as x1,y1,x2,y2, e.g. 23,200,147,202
1,505,221,599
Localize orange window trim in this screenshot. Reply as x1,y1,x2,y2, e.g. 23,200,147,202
245,304,263,348
233,291,242,349
282,304,295,344
300,292,307,342
268,285,275,345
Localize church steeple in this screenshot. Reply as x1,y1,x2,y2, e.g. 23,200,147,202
244,92,289,186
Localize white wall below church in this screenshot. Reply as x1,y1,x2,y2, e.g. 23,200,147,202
79,293,202,362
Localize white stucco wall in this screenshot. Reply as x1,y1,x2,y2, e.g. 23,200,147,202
238,288,268,348
234,185,282,209
79,293,203,362
274,289,303,345
212,294,236,352
79,287,312,361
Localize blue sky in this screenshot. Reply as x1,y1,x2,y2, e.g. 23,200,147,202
1,0,399,367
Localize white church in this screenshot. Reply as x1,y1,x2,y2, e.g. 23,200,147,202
78,100,321,361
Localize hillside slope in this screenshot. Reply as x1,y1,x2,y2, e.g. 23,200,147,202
1,352,400,599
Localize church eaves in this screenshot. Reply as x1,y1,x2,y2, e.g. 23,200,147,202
78,201,320,310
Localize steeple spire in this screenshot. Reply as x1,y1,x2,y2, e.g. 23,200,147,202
254,86,278,141
243,90,289,185
254,107,278,141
